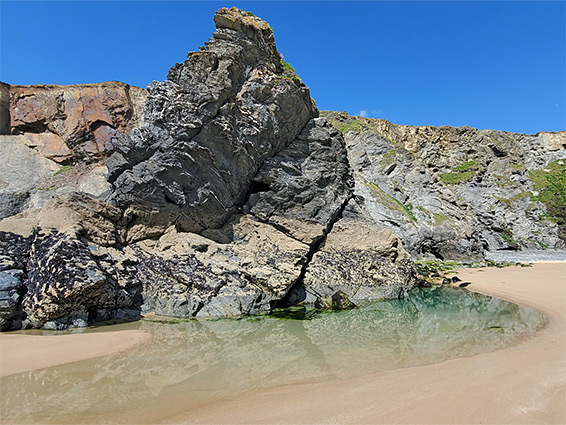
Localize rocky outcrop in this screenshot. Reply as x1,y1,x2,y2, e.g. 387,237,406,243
0,135,112,219
0,8,417,330
107,7,317,241
324,111,566,260
287,201,417,309
9,81,146,163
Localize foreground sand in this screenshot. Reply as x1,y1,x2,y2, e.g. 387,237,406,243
0,328,149,377
165,262,566,424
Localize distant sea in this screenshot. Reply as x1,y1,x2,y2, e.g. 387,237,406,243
486,250,566,263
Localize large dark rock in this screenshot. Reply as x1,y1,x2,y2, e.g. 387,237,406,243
0,231,29,330
0,228,142,330
107,7,317,242
0,8,419,330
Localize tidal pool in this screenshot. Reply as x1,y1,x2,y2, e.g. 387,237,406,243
0,286,548,424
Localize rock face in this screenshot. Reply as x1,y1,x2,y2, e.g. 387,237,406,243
0,136,60,218
9,81,146,163
107,7,317,241
288,201,417,309
0,82,141,219
0,82,10,135
0,135,112,219
324,111,566,260
0,8,417,330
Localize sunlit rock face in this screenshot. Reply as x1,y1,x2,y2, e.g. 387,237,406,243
0,8,418,330
324,111,566,260
107,7,318,241
9,82,146,163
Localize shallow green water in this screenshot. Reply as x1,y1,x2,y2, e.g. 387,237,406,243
0,286,548,424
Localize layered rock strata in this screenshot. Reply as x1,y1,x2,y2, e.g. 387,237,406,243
106,7,317,241
0,8,417,330
324,111,566,260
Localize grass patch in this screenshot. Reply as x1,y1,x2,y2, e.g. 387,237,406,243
494,191,531,207
53,164,73,176
452,160,477,172
331,119,369,134
433,213,450,225
500,228,519,248
439,170,476,184
279,59,300,83
379,149,397,167
528,160,566,229
439,159,482,185
367,182,416,222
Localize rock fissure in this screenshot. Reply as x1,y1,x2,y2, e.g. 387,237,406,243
274,191,356,309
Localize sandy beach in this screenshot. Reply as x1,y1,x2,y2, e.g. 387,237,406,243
0,263,564,424
0,328,150,377
165,262,566,424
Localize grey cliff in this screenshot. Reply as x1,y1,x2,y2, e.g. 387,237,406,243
324,111,566,260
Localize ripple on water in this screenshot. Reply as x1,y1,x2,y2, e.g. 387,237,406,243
0,286,548,424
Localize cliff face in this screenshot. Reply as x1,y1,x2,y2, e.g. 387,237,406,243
324,111,566,260
9,82,147,163
0,8,416,331
0,82,146,219
3,8,562,332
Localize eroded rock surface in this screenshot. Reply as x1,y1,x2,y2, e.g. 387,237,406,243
0,8,419,330
10,81,146,163
107,7,317,241
325,111,566,259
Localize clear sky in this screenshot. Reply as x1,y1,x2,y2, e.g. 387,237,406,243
1,1,564,134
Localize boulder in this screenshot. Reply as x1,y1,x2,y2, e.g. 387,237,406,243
287,202,417,309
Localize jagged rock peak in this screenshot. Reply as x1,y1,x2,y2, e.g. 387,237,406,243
214,7,273,34
107,7,317,242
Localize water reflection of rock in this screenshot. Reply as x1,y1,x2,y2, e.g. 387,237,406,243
0,287,547,423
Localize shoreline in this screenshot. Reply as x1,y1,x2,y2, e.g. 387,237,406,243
0,262,564,424
166,262,566,424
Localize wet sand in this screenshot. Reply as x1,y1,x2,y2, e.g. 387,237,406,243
0,329,150,377
166,262,566,424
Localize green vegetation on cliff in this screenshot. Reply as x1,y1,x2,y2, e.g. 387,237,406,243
529,160,566,237
367,182,416,222
439,159,481,184
439,170,476,184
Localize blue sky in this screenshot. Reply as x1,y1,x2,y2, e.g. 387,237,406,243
1,1,564,134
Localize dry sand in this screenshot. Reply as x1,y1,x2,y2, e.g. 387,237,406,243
0,328,149,377
165,262,566,424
